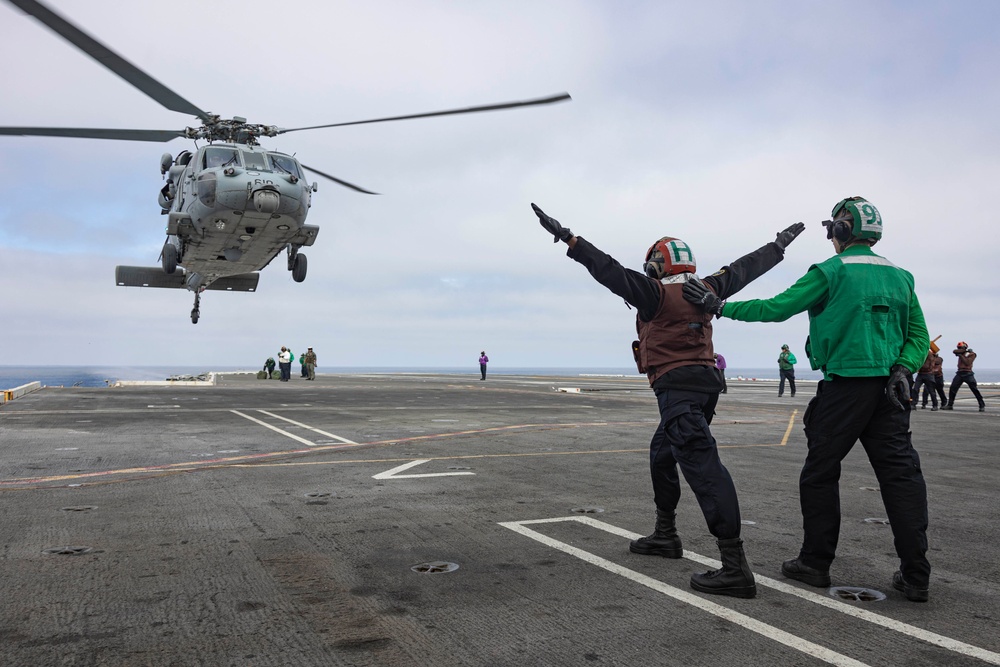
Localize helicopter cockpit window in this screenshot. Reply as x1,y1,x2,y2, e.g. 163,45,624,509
204,147,239,169
270,154,303,178
241,151,269,171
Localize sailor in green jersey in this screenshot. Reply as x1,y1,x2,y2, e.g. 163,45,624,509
778,344,797,397
682,196,931,602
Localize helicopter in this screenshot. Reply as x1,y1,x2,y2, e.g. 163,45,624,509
1,0,570,323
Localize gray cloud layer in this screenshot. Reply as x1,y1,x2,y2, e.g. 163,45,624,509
1,1,996,369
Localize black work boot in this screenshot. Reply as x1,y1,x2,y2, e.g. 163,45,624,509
690,537,757,598
781,558,831,587
941,403,954,410
892,571,929,602
629,510,683,558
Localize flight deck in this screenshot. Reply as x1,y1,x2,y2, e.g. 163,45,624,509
0,372,997,666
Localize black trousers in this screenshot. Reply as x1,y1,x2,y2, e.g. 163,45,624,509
779,369,796,396
648,388,741,540
480,364,487,380
279,362,291,381
922,375,946,406
911,373,937,408
948,371,985,408
799,377,930,587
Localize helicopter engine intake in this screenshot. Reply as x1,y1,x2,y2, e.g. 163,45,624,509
253,188,280,214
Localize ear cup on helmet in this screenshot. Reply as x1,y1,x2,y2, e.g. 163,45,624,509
829,196,882,243
832,219,853,243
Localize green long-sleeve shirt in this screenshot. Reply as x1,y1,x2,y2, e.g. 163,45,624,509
721,245,929,377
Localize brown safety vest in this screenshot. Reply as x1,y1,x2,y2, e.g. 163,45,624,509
636,277,716,386
956,350,976,372
918,352,934,374
931,355,943,377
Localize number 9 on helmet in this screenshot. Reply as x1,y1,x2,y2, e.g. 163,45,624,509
824,196,883,243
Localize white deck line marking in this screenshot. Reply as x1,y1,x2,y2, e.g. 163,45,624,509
373,459,476,480
230,410,318,447
509,516,1000,666
256,410,358,444
499,519,870,667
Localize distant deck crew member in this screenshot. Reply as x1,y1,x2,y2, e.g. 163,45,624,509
714,352,727,394
303,348,318,381
942,342,985,411
778,344,797,397
278,347,292,382
479,352,489,381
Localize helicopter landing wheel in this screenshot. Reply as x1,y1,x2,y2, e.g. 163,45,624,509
191,292,201,324
191,310,199,324
292,253,308,282
162,244,178,274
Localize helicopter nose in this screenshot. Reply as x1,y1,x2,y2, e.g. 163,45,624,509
253,189,280,214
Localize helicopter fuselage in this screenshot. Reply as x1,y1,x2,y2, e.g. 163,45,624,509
160,142,318,291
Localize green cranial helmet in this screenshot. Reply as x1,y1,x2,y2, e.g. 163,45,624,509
830,196,882,242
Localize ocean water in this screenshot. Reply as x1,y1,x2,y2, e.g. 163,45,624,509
2,365,998,390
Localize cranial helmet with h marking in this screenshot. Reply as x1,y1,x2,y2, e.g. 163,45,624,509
643,237,696,279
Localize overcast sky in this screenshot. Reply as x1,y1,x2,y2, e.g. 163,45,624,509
1,0,997,371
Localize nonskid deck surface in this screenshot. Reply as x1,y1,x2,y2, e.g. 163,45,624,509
1,373,997,666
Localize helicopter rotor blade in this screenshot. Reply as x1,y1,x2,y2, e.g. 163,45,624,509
300,164,380,195
278,92,572,134
5,0,212,123
0,126,185,142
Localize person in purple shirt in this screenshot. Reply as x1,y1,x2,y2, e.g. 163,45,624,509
479,351,489,381
715,353,728,394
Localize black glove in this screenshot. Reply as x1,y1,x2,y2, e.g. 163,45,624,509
886,364,913,411
682,277,724,316
775,222,806,250
532,203,573,243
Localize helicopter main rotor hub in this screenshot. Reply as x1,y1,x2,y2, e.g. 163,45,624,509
184,116,279,145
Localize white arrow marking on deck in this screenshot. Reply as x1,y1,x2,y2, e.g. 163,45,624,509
501,516,1000,666
373,459,475,480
